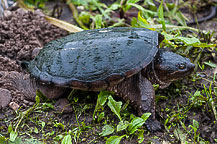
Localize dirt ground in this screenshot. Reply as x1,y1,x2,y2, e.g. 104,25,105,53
0,1,217,144
0,6,68,105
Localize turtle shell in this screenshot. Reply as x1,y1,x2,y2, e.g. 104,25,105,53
27,27,159,91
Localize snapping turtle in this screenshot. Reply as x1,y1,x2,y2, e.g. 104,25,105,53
19,27,194,131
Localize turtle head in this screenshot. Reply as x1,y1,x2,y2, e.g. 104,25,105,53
153,49,195,88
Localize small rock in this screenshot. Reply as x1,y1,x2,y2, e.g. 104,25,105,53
34,9,45,17
9,102,19,111
31,47,42,59
16,8,27,16
0,88,12,109
54,98,73,113
29,102,35,106
20,95,24,101
23,99,29,104
3,10,12,20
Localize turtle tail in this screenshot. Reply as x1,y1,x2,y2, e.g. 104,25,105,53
21,61,30,70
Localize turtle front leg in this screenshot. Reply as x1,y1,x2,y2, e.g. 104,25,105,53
107,72,161,132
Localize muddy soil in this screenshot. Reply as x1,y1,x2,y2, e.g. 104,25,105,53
0,6,69,116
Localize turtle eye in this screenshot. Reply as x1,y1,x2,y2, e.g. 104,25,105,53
178,63,186,70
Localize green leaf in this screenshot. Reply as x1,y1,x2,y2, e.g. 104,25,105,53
141,113,151,121
161,32,174,40
61,134,72,144
192,43,216,48
193,119,199,129
94,14,103,29
157,0,166,31
41,121,45,130
127,0,140,4
204,62,217,68
8,124,13,133
214,87,217,96
173,128,187,144
176,36,200,45
93,91,110,120
144,0,156,11
23,0,47,9
127,3,146,12
107,96,122,121
23,138,43,144
41,103,54,110
73,96,79,103
117,121,129,132
137,11,150,26
138,129,145,143
78,11,91,24
189,125,197,132
54,123,65,130
0,134,6,143
34,127,39,134
162,32,201,46
98,91,110,106
70,0,88,7
128,117,146,135
109,3,121,11
175,11,187,26
10,137,22,144
97,112,105,122
105,3,121,15
131,17,139,27
194,90,201,97
106,135,126,144
125,0,140,11
9,131,18,142
99,125,115,136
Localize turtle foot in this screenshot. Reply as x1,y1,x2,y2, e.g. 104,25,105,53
145,118,162,132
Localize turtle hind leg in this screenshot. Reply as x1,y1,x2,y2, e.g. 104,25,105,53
2,71,66,101
107,72,162,132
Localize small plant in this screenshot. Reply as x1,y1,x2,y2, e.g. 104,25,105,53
0,94,51,144
23,0,47,8
188,119,200,143
94,91,151,143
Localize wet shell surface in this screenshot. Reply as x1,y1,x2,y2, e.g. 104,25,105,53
27,27,159,90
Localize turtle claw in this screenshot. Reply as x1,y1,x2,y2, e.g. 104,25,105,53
145,118,162,132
